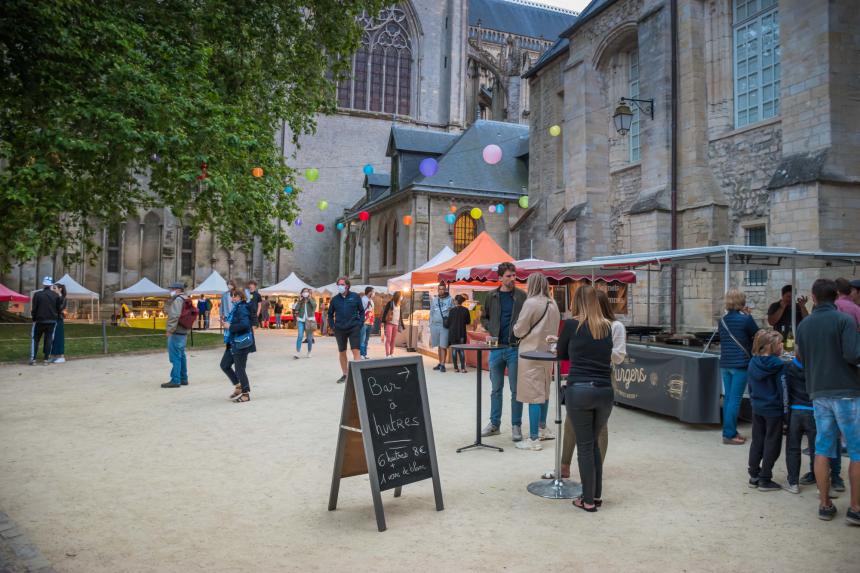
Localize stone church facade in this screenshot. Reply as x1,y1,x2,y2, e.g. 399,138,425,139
521,0,860,331
4,0,576,302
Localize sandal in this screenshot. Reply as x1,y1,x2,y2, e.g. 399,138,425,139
573,496,597,512
233,393,250,403
229,385,242,399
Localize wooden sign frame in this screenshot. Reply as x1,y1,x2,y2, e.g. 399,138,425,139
328,356,444,532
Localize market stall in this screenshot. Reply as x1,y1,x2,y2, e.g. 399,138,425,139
51,274,99,322
260,272,314,327
539,245,860,424
0,282,28,315
190,271,228,327
113,278,170,329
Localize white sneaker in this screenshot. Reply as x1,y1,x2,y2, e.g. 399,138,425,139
516,438,543,451
784,483,800,494
538,426,555,440
306,352,312,359
51,357,66,364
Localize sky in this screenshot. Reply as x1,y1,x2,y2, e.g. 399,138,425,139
536,0,592,12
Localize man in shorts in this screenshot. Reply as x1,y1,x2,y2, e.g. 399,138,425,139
327,277,364,383
796,278,860,525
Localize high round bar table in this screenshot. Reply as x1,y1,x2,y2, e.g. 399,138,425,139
449,342,508,453
519,350,582,499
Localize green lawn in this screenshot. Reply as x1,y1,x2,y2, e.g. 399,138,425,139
0,323,223,363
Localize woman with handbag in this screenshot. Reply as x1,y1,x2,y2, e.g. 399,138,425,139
293,288,316,359
718,288,760,445
381,291,406,357
512,274,561,450
221,288,256,403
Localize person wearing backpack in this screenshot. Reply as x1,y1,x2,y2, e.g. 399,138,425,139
162,281,196,388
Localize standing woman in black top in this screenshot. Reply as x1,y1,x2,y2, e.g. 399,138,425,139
50,283,67,363
557,285,614,512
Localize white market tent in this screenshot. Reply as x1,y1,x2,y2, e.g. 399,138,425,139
260,272,314,296
387,246,456,292
51,273,100,322
315,282,389,297
113,278,170,299
190,271,228,295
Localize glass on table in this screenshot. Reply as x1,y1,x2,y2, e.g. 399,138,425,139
487,336,498,347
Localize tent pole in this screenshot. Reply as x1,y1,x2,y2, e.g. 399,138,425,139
647,265,651,326
724,248,730,294
791,258,797,338
407,278,416,352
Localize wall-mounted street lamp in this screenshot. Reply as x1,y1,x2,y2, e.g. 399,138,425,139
612,97,654,135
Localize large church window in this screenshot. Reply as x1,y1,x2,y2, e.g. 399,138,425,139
453,213,477,253
336,6,414,117
733,0,779,127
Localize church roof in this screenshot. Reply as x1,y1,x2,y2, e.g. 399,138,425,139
522,36,569,78
559,0,617,39
469,0,577,40
387,126,458,156
410,120,528,199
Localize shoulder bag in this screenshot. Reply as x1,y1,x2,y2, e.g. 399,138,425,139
510,301,550,348
720,316,750,359
438,298,451,329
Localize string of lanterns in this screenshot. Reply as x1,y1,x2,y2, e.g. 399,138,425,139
248,123,556,233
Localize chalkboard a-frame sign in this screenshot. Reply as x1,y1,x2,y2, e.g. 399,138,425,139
328,356,444,531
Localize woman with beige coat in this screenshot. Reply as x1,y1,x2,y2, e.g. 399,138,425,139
512,273,561,451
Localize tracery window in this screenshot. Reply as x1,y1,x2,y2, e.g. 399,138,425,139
337,6,414,117
733,0,780,127
453,213,477,253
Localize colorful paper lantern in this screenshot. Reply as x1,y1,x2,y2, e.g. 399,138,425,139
488,205,496,213
518,196,529,209
318,200,329,211
482,144,502,165
252,167,264,178
445,213,456,225
449,205,457,213
315,224,325,233
336,222,345,230
549,125,562,137
305,167,319,182
283,185,293,194
294,218,302,226
496,203,505,213
358,211,370,221
419,158,438,177
470,207,482,220
403,215,413,226
363,164,374,175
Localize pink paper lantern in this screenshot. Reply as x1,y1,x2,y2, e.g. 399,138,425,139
482,144,502,165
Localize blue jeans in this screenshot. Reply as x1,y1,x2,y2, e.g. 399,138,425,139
451,348,466,370
721,367,748,439
814,396,860,462
274,315,282,328
489,347,522,428
528,401,549,440
167,334,188,384
296,321,314,353
359,323,371,357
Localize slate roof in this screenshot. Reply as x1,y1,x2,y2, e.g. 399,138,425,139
410,120,529,198
558,0,616,39
522,36,569,79
469,0,577,40
386,126,458,156
365,173,390,188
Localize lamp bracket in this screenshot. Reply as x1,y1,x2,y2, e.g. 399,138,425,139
620,97,654,120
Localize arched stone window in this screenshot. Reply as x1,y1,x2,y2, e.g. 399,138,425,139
381,222,389,268
337,6,415,117
390,221,398,266
453,212,477,253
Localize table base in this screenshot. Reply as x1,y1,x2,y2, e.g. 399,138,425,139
456,441,503,453
526,478,582,499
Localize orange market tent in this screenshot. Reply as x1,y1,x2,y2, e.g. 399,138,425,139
411,231,513,285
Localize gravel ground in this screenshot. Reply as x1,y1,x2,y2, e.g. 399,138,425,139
0,331,856,572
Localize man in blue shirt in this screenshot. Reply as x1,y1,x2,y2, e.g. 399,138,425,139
327,277,364,383
480,262,527,442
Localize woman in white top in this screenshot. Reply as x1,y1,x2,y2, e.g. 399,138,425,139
292,288,316,359
550,289,626,479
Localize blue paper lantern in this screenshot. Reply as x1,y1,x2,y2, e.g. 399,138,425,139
294,218,302,227
363,164,374,175
419,158,438,177
336,222,345,230
496,203,505,213
284,185,293,194
445,213,456,225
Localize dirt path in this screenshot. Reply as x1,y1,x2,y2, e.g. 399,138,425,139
0,332,856,572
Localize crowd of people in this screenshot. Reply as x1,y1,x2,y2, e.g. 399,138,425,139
719,278,860,525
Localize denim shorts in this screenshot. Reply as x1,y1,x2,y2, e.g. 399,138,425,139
813,396,860,462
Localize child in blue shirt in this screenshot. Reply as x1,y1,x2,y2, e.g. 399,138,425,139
746,329,786,491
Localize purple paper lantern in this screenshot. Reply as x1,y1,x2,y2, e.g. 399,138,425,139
419,158,438,177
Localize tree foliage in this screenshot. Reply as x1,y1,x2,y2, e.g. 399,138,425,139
0,0,383,270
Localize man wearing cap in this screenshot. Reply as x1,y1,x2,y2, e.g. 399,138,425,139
30,277,60,365
835,278,860,331
163,281,190,388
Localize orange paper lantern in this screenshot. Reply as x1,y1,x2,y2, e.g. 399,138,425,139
403,215,413,226
449,205,457,213
251,167,264,178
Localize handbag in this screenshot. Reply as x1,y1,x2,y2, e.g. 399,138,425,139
232,330,254,351
510,301,550,348
438,298,451,329
720,316,750,359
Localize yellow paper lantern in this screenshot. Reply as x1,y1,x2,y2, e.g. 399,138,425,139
549,125,561,137
470,207,482,220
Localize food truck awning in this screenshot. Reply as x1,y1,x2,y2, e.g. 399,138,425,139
542,245,860,273
260,272,314,296
114,278,170,298
439,257,637,284
388,246,457,292
411,231,513,285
